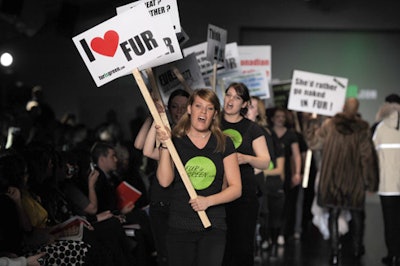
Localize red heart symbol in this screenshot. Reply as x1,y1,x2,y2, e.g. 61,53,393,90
90,30,119,57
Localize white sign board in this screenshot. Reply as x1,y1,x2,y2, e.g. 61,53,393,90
288,70,348,116
206,24,227,64
238,45,271,80
116,0,181,33
183,42,240,78
72,5,174,87
221,71,270,99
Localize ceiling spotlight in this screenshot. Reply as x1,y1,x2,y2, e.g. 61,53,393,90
0,52,14,67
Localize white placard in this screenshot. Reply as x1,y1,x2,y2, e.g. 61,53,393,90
206,24,227,64
116,0,181,33
183,42,240,78
288,70,348,116
238,45,271,81
72,5,173,87
221,71,269,99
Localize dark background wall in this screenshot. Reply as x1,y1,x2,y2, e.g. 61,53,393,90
1,0,399,137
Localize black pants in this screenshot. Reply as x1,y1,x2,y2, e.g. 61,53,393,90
328,207,365,254
223,197,259,266
380,195,400,257
149,202,170,266
167,227,226,266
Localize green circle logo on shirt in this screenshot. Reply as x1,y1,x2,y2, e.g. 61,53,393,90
223,129,242,149
185,156,216,190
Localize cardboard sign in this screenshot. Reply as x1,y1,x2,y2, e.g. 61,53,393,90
116,1,182,70
206,24,227,64
221,71,270,99
238,45,271,81
153,53,205,104
72,5,171,87
183,42,240,78
288,70,348,116
116,0,181,33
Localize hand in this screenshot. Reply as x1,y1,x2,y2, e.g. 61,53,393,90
120,202,135,215
291,173,302,187
96,210,113,222
189,196,210,212
27,252,46,266
155,124,171,146
6,187,22,203
88,169,99,187
236,153,249,165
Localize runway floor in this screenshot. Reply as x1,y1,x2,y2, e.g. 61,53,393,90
254,194,386,266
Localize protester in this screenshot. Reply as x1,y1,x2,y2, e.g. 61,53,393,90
154,88,242,266
221,83,270,266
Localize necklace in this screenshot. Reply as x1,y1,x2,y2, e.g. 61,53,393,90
188,131,211,139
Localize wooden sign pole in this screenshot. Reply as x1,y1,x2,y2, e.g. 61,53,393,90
145,68,170,129
302,113,317,188
132,68,211,228
172,66,193,94
211,60,217,92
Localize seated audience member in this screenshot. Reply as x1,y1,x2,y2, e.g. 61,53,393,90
90,141,156,265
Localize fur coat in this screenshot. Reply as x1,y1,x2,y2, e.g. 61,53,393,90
308,113,379,210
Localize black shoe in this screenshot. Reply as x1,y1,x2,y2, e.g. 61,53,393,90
382,256,400,266
269,244,278,258
354,245,365,259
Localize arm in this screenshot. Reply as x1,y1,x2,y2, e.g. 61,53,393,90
237,135,270,170
133,116,153,150
190,152,242,211
263,156,285,181
85,169,99,215
291,142,302,186
155,125,174,187
143,122,161,160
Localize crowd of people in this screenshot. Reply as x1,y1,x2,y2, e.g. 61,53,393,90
0,82,399,266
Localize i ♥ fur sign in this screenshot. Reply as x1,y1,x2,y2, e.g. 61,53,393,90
72,4,170,87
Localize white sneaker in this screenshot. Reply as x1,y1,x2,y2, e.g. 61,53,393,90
277,235,285,245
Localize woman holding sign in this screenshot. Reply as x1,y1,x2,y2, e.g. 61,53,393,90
221,83,270,266
155,88,241,266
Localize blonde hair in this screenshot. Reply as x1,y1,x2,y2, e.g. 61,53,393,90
250,96,268,128
172,89,226,152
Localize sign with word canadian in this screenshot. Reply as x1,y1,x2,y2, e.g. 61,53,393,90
238,45,271,81
116,0,181,33
72,4,173,87
288,70,348,116
221,71,269,99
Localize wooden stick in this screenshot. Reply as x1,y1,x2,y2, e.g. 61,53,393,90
302,113,317,188
211,60,217,92
172,66,193,94
132,68,211,228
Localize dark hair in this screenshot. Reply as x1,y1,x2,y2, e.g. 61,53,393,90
385,93,400,104
225,82,251,116
90,141,114,164
167,89,190,110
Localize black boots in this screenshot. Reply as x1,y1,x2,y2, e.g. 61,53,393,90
329,209,340,265
382,256,400,266
351,210,365,259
